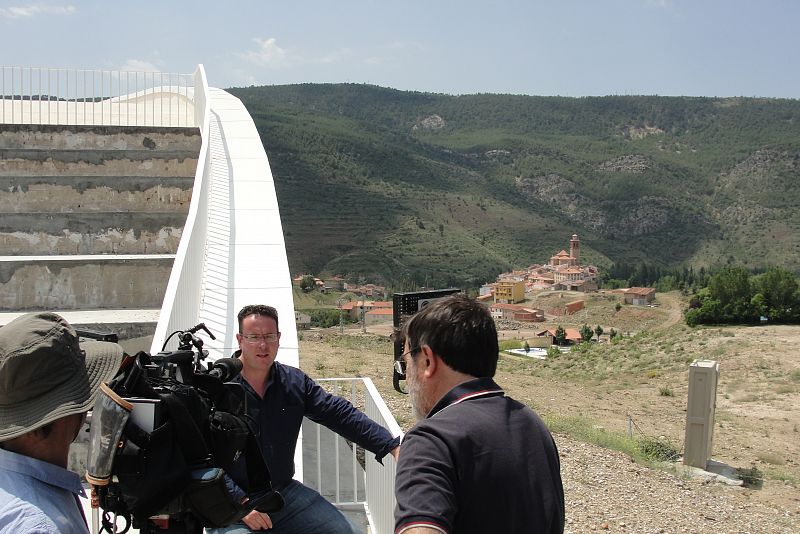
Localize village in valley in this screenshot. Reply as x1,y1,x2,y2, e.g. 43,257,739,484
292,233,660,351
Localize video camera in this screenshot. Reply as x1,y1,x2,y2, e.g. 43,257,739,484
392,289,460,393
84,324,283,534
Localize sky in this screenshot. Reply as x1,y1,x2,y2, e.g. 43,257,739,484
0,0,798,98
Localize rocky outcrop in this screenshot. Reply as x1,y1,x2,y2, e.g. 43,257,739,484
412,114,446,131
597,155,651,173
515,174,675,237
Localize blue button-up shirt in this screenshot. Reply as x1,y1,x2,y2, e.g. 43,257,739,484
0,447,89,534
230,359,399,489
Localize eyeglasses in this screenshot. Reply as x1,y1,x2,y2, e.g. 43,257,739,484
241,333,279,344
394,347,419,378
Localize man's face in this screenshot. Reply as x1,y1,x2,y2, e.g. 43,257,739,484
236,314,281,376
404,341,430,421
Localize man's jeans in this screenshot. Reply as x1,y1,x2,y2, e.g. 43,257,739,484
209,480,361,534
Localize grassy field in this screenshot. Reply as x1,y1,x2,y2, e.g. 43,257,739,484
297,290,800,512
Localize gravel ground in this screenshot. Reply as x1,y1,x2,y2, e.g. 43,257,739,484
556,435,798,533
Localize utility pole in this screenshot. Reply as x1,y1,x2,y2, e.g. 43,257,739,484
361,297,367,334
337,297,345,334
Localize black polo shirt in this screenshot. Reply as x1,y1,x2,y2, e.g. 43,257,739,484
394,377,564,534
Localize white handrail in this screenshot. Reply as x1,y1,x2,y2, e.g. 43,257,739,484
149,65,210,352
0,65,195,127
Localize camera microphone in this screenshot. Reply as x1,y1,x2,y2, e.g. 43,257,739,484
209,357,243,381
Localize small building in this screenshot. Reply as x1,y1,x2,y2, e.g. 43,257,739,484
325,276,346,291
624,287,656,306
490,303,544,322
494,280,525,304
295,311,311,330
536,327,582,345
341,300,392,321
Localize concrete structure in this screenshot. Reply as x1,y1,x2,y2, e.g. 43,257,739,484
295,311,311,330
684,360,719,470
0,124,199,313
489,303,544,322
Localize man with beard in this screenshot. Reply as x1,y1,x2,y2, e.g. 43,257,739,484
393,294,564,534
0,312,123,533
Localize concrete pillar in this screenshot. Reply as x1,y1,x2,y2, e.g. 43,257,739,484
683,359,719,470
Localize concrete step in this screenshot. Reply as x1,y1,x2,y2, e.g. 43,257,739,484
0,152,198,177
0,181,192,213
0,174,194,193
0,124,200,152
0,255,174,310
0,212,186,255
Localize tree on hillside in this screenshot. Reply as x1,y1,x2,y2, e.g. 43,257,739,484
751,267,800,322
580,324,593,343
594,325,604,341
554,326,567,346
300,275,316,292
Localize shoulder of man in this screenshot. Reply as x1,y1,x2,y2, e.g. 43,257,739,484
0,496,65,534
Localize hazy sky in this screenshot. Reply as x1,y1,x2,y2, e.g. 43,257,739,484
0,0,797,98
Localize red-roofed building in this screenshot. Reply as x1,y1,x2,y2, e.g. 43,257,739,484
536,327,582,345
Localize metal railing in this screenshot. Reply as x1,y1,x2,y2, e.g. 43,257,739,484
308,378,402,534
0,65,195,127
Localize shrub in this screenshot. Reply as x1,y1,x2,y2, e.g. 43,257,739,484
636,436,680,462
546,346,561,359
659,386,675,397
738,466,763,487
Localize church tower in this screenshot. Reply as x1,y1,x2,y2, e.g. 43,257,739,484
570,234,580,266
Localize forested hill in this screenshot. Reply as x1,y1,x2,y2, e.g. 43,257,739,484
228,83,800,289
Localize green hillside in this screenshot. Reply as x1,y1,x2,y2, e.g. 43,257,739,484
227,84,800,288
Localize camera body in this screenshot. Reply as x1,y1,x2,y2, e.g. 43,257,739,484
86,325,281,533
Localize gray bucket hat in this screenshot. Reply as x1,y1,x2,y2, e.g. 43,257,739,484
0,312,123,441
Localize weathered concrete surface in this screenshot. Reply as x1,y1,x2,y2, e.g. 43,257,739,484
0,124,200,151
0,183,192,212
0,258,173,310
0,175,193,194
0,125,199,313
0,155,198,176
0,221,184,255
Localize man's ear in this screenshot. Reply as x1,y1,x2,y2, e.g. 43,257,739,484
235,333,243,347
419,345,438,378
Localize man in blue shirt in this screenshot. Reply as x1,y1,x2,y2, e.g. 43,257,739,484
212,304,400,534
0,312,123,533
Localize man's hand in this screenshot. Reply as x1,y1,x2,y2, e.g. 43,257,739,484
391,445,400,461
242,510,273,530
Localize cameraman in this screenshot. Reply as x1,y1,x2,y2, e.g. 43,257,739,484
0,312,123,533
212,304,400,534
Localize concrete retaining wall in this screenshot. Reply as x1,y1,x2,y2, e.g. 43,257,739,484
0,123,198,310
0,124,201,151
0,258,173,310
